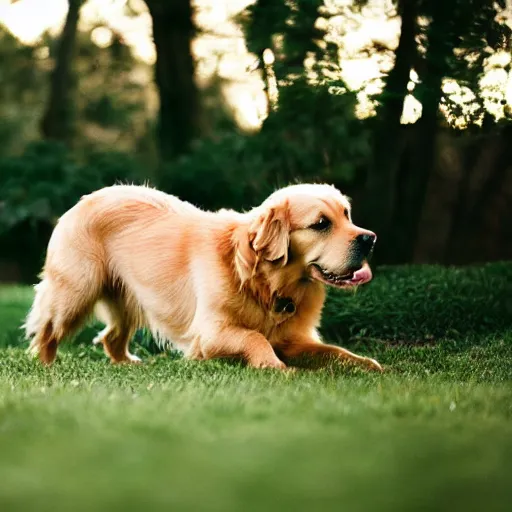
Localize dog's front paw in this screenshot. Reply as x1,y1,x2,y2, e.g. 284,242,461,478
252,356,287,371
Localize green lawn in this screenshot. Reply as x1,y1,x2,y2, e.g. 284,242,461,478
0,264,511,511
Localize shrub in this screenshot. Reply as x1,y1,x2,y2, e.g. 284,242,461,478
0,141,143,282
160,79,370,211
159,133,272,212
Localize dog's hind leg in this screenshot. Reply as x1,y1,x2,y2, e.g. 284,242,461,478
25,269,102,364
93,298,139,363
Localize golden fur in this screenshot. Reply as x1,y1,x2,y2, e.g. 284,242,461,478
24,183,382,371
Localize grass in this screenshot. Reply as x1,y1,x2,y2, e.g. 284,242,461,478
0,263,511,511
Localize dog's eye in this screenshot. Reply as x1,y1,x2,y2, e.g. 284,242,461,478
344,208,349,219
309,216,332,231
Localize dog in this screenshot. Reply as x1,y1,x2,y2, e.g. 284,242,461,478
24,183,382,371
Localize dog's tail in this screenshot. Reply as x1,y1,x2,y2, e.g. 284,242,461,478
23,278,54,360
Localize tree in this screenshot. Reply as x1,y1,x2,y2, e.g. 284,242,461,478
364,0,418,263
407,0,511,262
143,0,201,161
363,0,511,263
244,0,326,84
41,0,83,143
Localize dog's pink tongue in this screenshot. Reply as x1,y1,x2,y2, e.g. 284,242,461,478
351,265,372,284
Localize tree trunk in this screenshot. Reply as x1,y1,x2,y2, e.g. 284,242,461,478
467,125,512,227
364,0,417,263
399,3,452,262
144,0,200,162
444,134,500,262
40,0,82,143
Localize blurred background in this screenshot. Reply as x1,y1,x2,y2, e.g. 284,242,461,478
0,0,511,283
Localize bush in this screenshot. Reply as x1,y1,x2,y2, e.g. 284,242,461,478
322,262,512,345
160,79,370,211
159,134,272,212
0,141,143,282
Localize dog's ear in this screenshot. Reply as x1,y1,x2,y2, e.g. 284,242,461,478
234,230,256,285
234,202,290,284
250,202,290,263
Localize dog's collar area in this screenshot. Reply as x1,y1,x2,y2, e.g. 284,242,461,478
273,296,296,315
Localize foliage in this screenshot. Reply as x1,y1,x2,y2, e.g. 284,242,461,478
0,25,44,105
323,261,512,344
242,0,326,78
0,22,151,156
0,142,144,281
159,133,269,212
262,78,369,183
161,78,369,211
0,25,48,155
0,142,141,233
418,0,512,128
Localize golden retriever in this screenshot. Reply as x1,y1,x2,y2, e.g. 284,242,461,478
24,183,382,371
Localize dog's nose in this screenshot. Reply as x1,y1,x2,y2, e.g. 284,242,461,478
356,233,376,256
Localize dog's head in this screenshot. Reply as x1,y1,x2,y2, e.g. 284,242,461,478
235,184,376,289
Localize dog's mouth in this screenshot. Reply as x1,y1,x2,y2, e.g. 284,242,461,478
309,262,372,288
